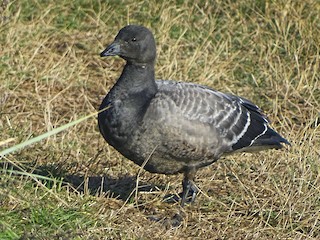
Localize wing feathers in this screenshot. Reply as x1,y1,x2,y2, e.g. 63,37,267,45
155,80,289,154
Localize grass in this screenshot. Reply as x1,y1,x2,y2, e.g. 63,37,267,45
0,0,319,239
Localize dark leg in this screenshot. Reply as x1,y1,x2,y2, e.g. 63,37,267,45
181,169,198,207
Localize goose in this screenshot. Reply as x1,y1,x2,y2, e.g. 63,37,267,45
98,25,290,206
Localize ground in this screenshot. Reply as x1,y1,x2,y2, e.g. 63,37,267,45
0,0,319,239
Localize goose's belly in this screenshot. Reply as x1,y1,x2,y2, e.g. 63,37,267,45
121,125,219,174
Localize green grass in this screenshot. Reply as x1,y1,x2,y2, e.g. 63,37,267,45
1,0,319,239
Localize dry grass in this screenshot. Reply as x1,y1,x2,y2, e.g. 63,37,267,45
0,0,319,239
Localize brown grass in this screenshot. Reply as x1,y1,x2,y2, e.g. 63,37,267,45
1,0,319,239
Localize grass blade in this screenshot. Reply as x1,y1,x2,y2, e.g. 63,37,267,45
0,107,108,158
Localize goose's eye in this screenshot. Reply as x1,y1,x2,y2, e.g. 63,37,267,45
131,37,136,42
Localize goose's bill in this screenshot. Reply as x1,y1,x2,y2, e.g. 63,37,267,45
100,41,121,57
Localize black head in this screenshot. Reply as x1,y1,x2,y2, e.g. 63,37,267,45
100,25,156,65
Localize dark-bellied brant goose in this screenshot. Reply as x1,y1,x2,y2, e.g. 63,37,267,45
98,25,290,206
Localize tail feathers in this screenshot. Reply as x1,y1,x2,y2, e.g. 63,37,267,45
231,104,290,152
252,127,290,149
225,93,290,152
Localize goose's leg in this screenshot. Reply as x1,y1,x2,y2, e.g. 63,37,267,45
181,169,198,207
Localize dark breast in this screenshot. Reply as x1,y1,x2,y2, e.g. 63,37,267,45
98,96,130,148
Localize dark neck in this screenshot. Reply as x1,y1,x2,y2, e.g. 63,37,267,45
109,62,157,122
115,62,157,96
100,61,158,146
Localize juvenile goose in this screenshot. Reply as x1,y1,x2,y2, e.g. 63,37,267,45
98,25,290,206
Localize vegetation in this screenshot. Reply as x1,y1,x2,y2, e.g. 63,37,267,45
1,0,319,239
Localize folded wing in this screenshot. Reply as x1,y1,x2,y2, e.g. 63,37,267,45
153,80,289,158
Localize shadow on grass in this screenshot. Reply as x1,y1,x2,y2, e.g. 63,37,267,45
1,162,166,202
1,161,189,227
64,173,185,227
64,174,157,201
64,174,183,204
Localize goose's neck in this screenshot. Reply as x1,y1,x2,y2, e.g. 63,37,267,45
116,63,157,94
110,63,158,118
